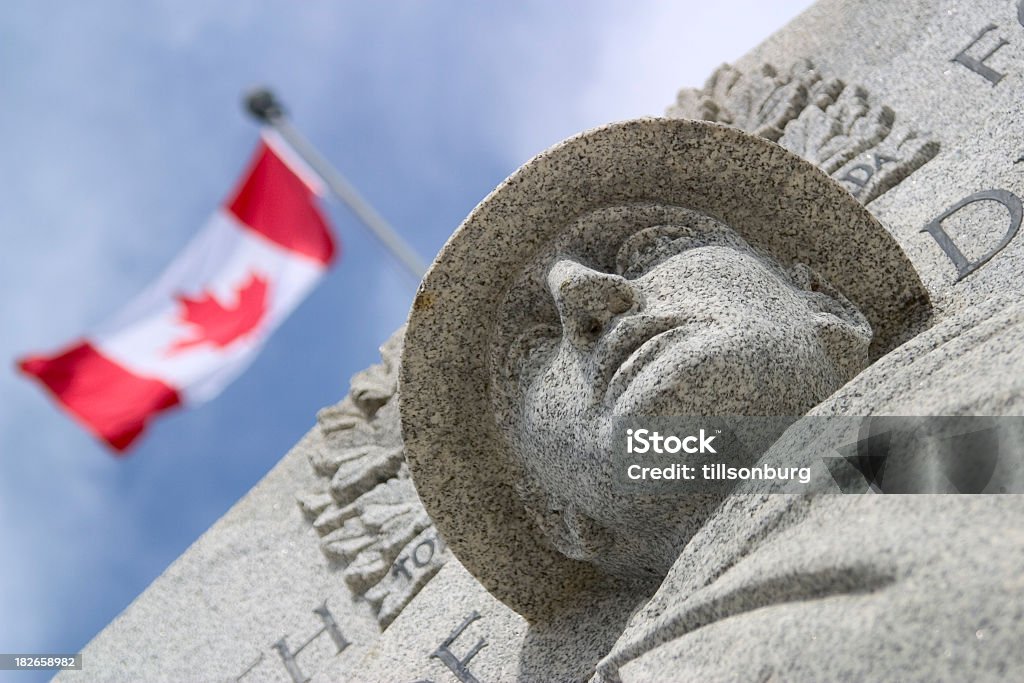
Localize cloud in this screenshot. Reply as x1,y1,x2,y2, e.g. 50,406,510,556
0,1,814,672
577,1,815,122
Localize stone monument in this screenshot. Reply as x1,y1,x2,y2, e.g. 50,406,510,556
64,1,1024,680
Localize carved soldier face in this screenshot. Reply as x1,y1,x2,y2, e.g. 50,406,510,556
490,206,872,577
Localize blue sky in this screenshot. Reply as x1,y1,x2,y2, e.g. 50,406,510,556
0,1,812,679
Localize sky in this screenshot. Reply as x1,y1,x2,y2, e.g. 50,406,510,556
0,1,813,679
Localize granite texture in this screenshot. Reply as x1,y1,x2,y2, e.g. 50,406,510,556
347,560,528,683
729,0,1024,314
491,215,873,579
400,117,929,622
595,295,1024,682
669,58,940,205
63,333,451,681
399,4,1024,674
58,427,381,682
607,496,1024,683
297,329,451,629
71,2,1024,681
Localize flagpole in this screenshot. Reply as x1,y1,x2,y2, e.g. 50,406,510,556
243,87,427,282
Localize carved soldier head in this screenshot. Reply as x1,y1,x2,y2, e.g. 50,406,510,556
401,119,930,620
489,205,871,578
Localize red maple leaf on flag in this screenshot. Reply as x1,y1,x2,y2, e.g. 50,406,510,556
168,272,270,354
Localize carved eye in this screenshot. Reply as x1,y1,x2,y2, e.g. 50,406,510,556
504,323,560,382
615,223,749,278
616,224,695,278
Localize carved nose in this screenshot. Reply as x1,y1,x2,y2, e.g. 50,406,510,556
548,259,640,347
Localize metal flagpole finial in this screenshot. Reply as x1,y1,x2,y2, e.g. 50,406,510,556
244,87,286,124
239,87,428,282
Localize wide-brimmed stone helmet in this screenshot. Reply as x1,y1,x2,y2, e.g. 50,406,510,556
400,118,930,621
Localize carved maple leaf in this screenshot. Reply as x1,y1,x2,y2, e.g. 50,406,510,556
168,272,270,354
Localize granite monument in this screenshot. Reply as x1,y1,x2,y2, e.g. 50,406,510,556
65,1,1024,680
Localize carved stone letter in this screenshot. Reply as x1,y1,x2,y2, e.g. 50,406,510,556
271,601,351,683
671,60,938,205
920,189,1024,281
430,611,488,683
952,24,1008,85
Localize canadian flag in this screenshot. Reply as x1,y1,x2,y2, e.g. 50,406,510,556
18,131,337,453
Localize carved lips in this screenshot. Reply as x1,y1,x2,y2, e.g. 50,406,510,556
597,314,694,406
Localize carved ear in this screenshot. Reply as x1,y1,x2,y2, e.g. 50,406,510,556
789,263,872,381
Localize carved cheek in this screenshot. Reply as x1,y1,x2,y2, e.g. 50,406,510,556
525,352,595,431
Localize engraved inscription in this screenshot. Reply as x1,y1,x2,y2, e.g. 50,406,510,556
431,611,488,683
924,5,1024,278
366,529,448,628
271,601,350,683
953,24,1009,85
948,4,1024,87
834,131,939,204
234,653,263,682
236,601,350,683
921,190,1024,281
392,534,445,581
669,60,939,205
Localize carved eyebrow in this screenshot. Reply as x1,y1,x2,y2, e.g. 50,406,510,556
616,225,687,276
615,224,746,278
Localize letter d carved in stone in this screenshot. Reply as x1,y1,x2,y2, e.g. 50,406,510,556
920,189,1024,281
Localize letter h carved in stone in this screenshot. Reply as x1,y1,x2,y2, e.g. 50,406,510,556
270,601,351,683
430,611,488,683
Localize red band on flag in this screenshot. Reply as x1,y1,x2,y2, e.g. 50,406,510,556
18,342,181,453
19,135,337,453
227,141,336,266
